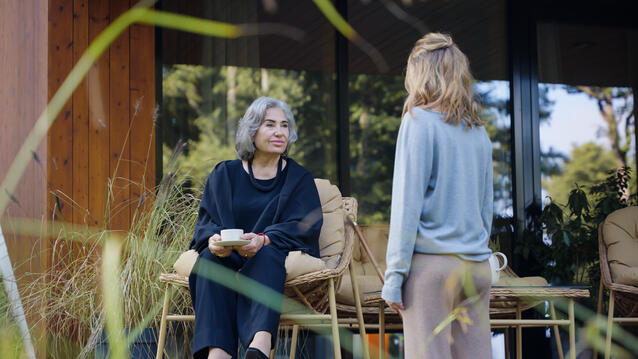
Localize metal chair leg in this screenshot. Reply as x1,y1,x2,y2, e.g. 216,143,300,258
504,329,510,359
605,291,614,359
550,301,564,359
155,284,171,359
516,302,522,359
568,299,575,359
378,303,385,359
349,263,370,359
289,324,299,359
328,278,342,359
594,280,603,359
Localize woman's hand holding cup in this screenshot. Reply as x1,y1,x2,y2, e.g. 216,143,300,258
208,234,232,257
235,232,266,258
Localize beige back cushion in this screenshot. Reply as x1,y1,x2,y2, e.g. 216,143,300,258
315,179,345,269
336,225,388,305
358,225,389,270
603,206,638,286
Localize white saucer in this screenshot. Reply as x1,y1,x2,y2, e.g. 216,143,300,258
214,239,251,246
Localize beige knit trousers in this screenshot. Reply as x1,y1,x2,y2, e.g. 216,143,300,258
402,253,492,359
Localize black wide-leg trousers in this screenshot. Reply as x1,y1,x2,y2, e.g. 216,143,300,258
189,245,288,359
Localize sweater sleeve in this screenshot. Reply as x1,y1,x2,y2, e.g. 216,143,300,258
481,140,494,237
381,115,434,303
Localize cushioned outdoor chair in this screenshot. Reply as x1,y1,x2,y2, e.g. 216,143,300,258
155,179,366,359
596,206,638,359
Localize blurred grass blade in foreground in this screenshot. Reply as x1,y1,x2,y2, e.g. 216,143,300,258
102,235,127,359
0,224,36,358
312,0,388,73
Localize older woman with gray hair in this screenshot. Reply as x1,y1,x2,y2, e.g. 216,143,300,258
188,97,323,359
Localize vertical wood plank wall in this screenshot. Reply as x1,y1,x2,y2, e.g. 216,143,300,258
47,0,156,234
0,0,49,277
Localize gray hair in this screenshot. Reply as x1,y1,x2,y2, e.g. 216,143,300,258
235,96,298,161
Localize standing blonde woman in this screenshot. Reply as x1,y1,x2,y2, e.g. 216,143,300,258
381,33,494,358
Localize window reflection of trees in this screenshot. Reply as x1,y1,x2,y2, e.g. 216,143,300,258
541,85,635,207
350,78,514,224
161,65,338,187
161,68,518,226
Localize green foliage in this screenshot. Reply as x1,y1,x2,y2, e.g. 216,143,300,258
349,74,404,224
544,142,619,206
516,167,637,295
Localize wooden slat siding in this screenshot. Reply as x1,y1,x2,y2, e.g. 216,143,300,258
108,0,130,231
87,0,110,228
130,19,156,219
47,0,74,222
72,0,90,228
1,0,48,278
47,0,74,266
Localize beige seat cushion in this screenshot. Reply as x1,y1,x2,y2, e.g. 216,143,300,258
174,248,326,281
285,251,326,281
603,206,638,286
173,179,345,281
173,249,199,277
336,263,384,305
314,179,345,269
495,275,548,286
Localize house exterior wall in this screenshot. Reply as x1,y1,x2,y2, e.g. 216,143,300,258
47,0,156,235
0,0,156,304
0,0,49,278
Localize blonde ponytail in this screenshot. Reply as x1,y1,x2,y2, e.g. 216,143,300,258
402,33,482,127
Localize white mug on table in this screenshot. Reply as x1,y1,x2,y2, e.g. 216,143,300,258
489,252,507,284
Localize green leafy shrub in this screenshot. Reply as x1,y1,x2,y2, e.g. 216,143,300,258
516,167,637,304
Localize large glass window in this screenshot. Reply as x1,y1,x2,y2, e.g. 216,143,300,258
538,23,637,206
347,0,512,225
160,0,337,188
159,1,514,357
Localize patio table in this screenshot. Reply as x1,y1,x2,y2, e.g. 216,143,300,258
363,285,590,359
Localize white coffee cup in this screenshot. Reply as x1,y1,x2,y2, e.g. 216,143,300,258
489,252,508,284
220,229,244,242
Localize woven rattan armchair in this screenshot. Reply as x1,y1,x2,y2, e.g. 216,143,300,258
155,197,366,359
596,208,638,359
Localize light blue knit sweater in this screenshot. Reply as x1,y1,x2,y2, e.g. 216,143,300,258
381,107,493,304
